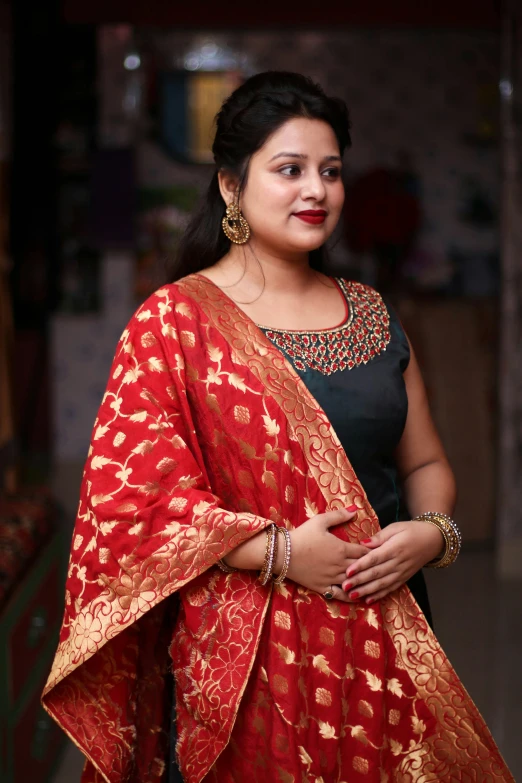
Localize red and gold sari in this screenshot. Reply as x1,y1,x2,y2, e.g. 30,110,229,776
43,274,513,782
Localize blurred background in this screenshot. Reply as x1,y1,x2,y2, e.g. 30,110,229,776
0,0,521,781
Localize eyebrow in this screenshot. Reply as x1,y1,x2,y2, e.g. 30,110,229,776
268,152,342,163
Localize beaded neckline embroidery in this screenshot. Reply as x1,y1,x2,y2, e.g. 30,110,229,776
258,279,391,376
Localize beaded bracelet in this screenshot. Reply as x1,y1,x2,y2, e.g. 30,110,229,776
273,527,291,584
259,524,278,585
216,557,237,574
414,511,462,568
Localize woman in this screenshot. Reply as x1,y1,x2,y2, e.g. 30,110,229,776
43,72,513,782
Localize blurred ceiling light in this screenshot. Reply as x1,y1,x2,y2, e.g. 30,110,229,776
124,53,141,71
499,79,513,99
182,38,249,72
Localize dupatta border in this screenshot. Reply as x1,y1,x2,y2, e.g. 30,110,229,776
179,273,514,782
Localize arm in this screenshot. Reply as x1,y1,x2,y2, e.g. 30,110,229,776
395,337,456,518
340,338,457,604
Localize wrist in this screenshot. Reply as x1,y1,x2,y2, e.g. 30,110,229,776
225,529,268,571
420,521,445,561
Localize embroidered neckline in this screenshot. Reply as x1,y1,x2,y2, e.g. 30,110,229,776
258,279,391,376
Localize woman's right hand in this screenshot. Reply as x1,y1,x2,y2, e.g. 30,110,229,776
284,507,369,601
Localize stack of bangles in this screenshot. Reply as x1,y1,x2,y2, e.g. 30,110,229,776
217,523,292,584
413,511,462,568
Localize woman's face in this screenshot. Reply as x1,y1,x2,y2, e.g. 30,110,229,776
231,117,345,258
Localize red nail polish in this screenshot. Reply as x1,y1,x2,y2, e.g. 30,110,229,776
347,568,356,578
361,538,372,544
344,582,353,591
346,505,358,512
350,591,360,600
366,598,375,605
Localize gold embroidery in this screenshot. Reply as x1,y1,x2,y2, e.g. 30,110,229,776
358,700,374,718
234,405,251,424
319,626,336,647
364,639,380,659
258,279,391,376
273,674,289,695
274,611,291,630
352,756,369,774
315,688,332,707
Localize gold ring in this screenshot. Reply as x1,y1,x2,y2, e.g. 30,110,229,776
323,587,335,601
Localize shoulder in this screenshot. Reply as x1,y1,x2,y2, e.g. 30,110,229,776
337,278,387,312
120,280,202,351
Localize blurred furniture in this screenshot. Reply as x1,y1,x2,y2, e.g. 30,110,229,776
0,514,65,783
0,169,67,782
398,296,497,544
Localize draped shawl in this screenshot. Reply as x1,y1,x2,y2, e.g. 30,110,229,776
42,274,513,783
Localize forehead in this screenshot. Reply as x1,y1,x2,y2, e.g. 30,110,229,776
256,117,340,159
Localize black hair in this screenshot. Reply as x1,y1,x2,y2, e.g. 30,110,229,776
170,71,351,281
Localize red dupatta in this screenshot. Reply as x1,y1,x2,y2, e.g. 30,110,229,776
42,274,513,783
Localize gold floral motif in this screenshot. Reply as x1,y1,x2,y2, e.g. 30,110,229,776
352,756,369,774
234,405,251,424
364,639,381,659
315,687,332,707
272,674,290,695
274,610,292,630
319,626,336,647
358,700,374,718
284,485,295,504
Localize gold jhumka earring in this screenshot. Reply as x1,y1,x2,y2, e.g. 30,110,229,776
222,201,251,244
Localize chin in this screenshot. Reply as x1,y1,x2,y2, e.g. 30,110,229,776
289,234,329,253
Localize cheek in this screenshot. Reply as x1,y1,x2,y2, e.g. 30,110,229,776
243,181,297,225
329,183,345,214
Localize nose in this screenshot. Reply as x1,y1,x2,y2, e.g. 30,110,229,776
301,170,326,202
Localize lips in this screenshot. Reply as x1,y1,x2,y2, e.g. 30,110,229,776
293,210,327,225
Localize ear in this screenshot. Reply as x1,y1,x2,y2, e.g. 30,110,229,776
217,170,240,207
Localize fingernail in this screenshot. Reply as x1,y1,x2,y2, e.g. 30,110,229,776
347,567,356,578
350,591,360,600
366,598,375,605
346,505,358,512
361,538,372,545
344,582,353,591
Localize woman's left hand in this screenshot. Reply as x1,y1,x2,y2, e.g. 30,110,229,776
341,521,444,604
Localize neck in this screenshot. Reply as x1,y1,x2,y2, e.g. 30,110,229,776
225,241,317,294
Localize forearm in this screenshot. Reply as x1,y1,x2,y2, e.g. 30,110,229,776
223,527,275,571
402,458,457,519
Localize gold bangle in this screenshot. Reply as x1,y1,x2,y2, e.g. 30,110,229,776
273,527,291,584
259,524,278,585
216,558,237,573
414,512,462,568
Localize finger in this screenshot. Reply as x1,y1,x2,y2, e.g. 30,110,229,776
321,506,358,530
346,545,395,579
363,582,403,605
358,526,398,549
344,573,398,601
344,543,371,559
328,584,353,603
342,561,397,593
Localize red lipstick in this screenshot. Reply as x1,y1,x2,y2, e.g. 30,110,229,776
293,210,327,225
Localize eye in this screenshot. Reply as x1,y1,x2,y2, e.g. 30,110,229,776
322,167,341,179
279,164,301,177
